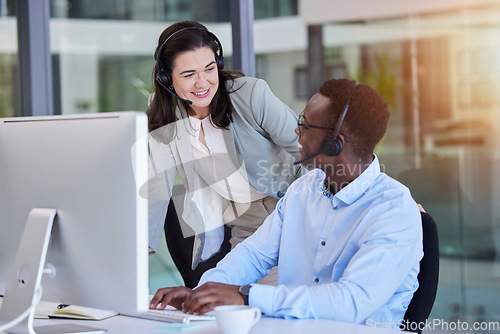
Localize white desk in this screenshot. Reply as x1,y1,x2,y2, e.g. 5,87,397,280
0,298,401,333
12,314,403,334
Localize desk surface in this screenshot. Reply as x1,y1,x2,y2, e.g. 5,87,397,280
8,314,403,334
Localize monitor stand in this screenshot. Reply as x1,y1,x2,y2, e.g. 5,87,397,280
0,208,105,334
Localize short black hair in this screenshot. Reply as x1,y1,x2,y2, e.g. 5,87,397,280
319,78,390,158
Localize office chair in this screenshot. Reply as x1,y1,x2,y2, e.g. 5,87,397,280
401,211,440,333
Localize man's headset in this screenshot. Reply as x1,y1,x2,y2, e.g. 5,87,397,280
294,83,358,165
155,27,225,105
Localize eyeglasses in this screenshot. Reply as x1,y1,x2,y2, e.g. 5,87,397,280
297,112,334,134
297,112,349,142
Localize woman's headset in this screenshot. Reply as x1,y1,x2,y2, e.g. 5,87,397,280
155,27,224,89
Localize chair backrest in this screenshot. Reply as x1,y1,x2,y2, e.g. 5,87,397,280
401,211,439,333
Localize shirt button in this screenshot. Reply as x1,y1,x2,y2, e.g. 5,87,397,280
321,241,326,246
333,206,338,210
314,278,319,283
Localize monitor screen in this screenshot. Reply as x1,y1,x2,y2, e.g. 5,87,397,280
0,112,149,321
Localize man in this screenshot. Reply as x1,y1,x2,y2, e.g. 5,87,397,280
149,78,423,325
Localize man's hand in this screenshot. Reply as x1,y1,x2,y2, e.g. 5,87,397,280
149,286,193,310
182,282,245,315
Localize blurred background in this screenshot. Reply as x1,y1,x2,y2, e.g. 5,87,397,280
1,0,500,328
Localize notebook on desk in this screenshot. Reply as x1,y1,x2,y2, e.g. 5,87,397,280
34,301,117,320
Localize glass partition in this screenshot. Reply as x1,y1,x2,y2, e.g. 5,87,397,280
0,2,17,118
255,1,500,326
47,0,299,116
317,4,500,325
48,19,232,116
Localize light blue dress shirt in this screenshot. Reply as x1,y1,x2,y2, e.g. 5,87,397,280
198,155,423,325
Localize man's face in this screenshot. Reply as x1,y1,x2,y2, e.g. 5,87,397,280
294,93,333,168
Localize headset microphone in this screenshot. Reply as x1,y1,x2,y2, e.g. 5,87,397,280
155,74,193,105
293,149,325,165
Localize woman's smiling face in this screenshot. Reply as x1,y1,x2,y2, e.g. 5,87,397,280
171,46,219,117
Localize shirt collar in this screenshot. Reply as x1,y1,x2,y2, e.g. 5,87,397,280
324,154,381,206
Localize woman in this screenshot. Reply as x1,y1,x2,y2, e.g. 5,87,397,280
145,21,306,285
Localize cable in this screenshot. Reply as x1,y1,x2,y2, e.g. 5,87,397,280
0,286,43,332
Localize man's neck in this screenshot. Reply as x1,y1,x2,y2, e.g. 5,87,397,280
323,157,373,195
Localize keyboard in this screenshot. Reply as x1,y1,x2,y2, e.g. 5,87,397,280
143,296,215,324
145,307,215,324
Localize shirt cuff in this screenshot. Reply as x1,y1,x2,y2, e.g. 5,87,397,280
249,283,275,316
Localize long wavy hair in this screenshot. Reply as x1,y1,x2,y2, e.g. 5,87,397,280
147,21,244,135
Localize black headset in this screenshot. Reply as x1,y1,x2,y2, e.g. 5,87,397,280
155,26,224,90
321,83,358,156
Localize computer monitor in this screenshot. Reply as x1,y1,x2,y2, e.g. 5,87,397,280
0,112,149,333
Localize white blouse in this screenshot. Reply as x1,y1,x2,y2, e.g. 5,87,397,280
188,115,267,203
